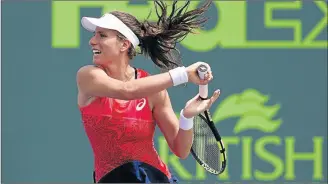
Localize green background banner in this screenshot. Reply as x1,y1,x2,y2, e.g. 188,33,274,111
2,1,327,182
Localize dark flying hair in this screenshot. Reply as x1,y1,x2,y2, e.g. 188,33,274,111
111,0,212,70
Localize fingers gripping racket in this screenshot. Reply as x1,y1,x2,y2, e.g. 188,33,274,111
190,64,227,175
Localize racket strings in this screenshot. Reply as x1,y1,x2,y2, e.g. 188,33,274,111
192,113,221,171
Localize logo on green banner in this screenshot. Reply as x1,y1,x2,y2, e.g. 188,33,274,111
51,1,327,50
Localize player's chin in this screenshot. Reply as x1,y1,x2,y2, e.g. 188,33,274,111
92,57,104,65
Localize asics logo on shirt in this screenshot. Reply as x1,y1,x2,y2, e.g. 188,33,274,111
136,98,146,111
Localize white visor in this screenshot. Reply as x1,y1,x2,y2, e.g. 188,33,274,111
81,13,140,48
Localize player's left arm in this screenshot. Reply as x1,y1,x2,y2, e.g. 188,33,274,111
151,90,193,159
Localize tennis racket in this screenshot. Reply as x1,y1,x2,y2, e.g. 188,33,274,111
190,64,227,175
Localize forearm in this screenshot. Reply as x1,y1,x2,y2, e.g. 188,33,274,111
173,129,194,159
171,110,194,159
123,72,173,99
121,66,188,100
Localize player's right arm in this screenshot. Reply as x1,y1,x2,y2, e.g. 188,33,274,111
76,65,173,100
76,63,212,100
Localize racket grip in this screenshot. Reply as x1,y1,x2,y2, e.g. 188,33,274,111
197,64,209,99
199,85,208,99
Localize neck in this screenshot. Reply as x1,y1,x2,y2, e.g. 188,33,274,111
102,57,135,81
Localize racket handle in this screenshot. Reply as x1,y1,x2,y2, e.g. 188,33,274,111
197,64,209,99
199,85,208,99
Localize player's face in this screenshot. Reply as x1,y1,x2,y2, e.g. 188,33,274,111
89,27,123,65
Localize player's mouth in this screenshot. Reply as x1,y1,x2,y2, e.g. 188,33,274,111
93,49,101,55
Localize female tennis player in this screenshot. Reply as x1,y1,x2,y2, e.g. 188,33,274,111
77,0,220,183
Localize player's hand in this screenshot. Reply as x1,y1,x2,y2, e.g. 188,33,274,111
186,62,213,85
182,89,221,119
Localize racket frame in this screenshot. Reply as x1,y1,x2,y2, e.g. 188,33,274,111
190,109,227,175
190,64,227,175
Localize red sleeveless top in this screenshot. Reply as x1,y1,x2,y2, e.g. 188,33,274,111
79,68,171,182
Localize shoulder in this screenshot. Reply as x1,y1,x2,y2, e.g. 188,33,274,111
76,65,106,81
149,88,170,112
77,65,104,75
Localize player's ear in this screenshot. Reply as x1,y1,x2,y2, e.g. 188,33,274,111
120,39,131,52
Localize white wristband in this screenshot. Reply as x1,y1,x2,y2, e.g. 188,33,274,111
179,109,194,130
168,67,188,86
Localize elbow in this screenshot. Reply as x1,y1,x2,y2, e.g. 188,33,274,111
121,90,134,100
120,82,137,100
172,144,191,159
177,152,190,160
172,138,192,159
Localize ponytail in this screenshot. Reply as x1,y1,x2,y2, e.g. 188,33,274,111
139,0,212,71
